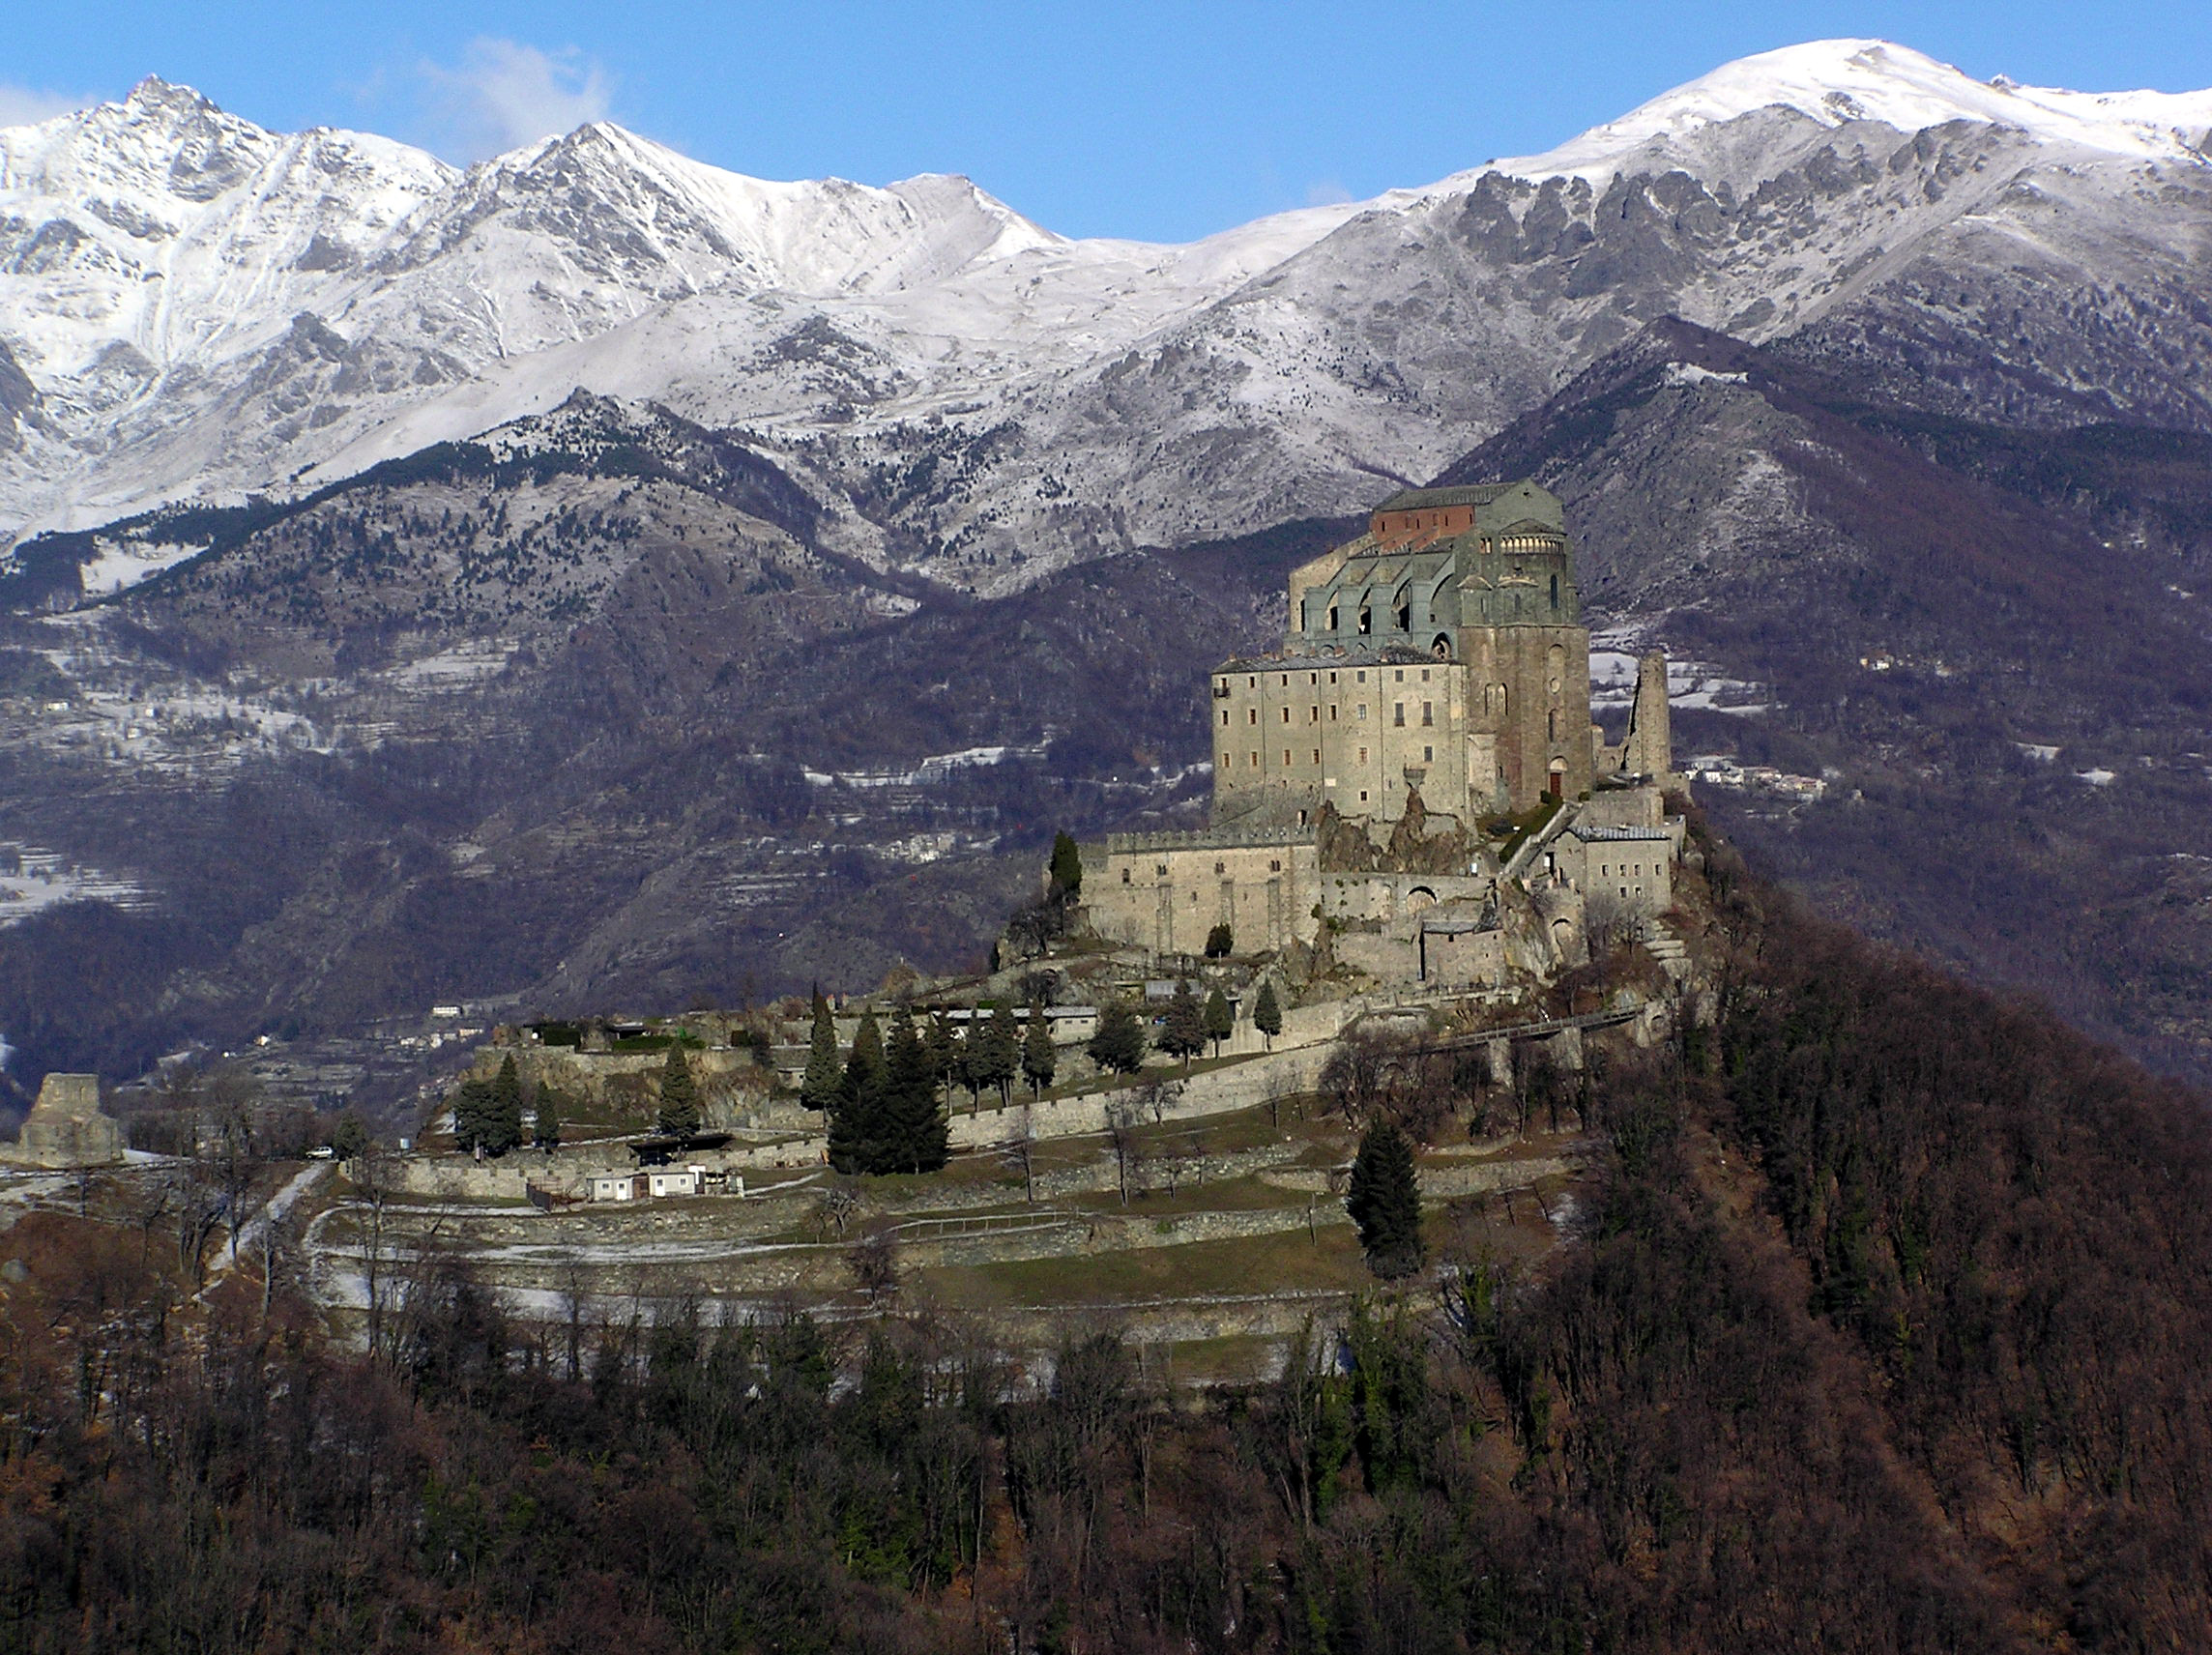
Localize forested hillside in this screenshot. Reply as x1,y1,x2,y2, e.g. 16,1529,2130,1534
3,821,2204,1652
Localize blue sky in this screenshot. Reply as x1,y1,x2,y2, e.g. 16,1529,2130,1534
6,1,2210,242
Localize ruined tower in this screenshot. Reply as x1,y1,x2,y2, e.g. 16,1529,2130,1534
1621,651,1674,783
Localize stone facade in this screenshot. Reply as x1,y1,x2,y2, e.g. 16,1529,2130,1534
1219,480,1594,822
1085,479,1680,985
1082,824,1319,954
7,1074,125,1168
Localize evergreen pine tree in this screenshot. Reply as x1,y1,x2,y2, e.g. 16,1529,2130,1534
1253,979,1284,1050
487,1055,525,1154
926,1008,957,1099
533,1088,564,1149
451,1078,492,1152
980,999,1021,1106
1049,830,1083,896
1204,985,1234,1058
830,1008,887,1174
656,1046,702,1144
1347,1118,1424,1279
952,1008,981,1112
1159,978,1207,1071
800,989,841,1118
882,1004,947,1173
1089,999,1148,1075
1021,999,1057,1096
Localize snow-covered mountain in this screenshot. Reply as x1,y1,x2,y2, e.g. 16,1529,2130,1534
7,41,2212,586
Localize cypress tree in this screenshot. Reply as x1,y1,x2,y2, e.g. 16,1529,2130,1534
1160,978,1207,1071
656,1046,701,1144
533,1088,564,1149
882,1004,947,1173
926,1008,957,1098
1089,999,1148,1075
1021,999,1057,1096
1347,1118,1424,1280
451,1077,492,1152
1253,979,1284,1050
980,999,1021,1107
830,1008,887,1174
1049,830,1082,896
800,989,841,1118
486,1055,525,1154
1204,985,1234,1058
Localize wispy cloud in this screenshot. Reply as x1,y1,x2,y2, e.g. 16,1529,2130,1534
0,85,87,128
416,39,612,161
1304,179,1353,207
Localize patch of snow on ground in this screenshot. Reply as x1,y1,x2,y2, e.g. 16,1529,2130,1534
76,539,205,595
1589,645,1769,714
0,844,146,923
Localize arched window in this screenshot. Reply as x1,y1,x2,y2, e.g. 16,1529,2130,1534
1393,587,1411,630
1357,604,1372,635
1431,633,1451,659
1327,604,1339,631
1550,572,1559,611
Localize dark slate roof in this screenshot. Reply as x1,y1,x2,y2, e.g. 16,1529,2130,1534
1374,483,1521,510
1216,643,1441,673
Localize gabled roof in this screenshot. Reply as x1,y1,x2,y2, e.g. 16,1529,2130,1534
1374,483,1521,510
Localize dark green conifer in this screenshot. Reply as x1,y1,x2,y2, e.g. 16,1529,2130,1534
533,1088,564,1149
1253,979,1284,1050
1049,830,1083,896
800,989,841,1117
1159,978,1207,1070
483,1055,525,1154
979,999,1020,1107
882,1004,947,1173
1021,1000,1057,1096
1089,998,1148,1075
830,1008,887,1174
1348,1118,1424,1280
1204,985,1234,1057
656,1046,701,1144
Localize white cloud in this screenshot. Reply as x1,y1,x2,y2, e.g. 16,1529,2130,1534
418,39,612,161
1304,179,1353,207
0,85,87,129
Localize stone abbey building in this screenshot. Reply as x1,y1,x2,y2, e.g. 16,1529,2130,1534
1084,482,1681,974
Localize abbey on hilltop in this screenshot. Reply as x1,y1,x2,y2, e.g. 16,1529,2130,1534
1082,482,1683,984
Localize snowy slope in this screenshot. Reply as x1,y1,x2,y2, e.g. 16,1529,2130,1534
6,42,2212,586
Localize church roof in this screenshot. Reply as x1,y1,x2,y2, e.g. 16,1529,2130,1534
1374,484,1523,510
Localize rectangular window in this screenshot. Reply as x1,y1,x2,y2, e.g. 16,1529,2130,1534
1357,704,1368,720
1312,748,1322,764
1421,668,1431,682
1281,707,1291,723
1280,674,1289,686
1393,703,1405,726
1329,705,1338,720
1329,672,1339,684
1250,752,1260,768
1248,676,1257,689
1269,859,1282,872
1283,749,1292,766
1357,671,1366,683
1395,669,1405,682
1220,710,1229,726
1309,673,1318,684
1309,705,1319,722
1358,746,1368,764
1423,744,1433,762
1358,790,1369,802
1422,701,1433,726
1248,709,1258,725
